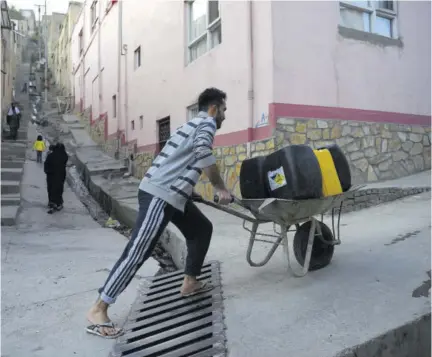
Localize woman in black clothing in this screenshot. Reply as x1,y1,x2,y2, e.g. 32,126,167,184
44,143,69,213
45,144,55,207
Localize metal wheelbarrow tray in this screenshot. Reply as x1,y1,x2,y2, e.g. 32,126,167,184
195,185,364,277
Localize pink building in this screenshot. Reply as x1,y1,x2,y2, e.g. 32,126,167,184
71,0,431,197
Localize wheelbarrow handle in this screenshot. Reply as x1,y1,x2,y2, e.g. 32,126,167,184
191,192,242,208
213,194,242,205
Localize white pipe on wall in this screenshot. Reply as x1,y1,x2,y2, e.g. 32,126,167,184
115,0,123,158
97,0,102,121
82,1,86,110
246,0,255,158
122,44,128,144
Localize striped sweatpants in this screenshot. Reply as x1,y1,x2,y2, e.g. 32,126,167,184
99,190,213,304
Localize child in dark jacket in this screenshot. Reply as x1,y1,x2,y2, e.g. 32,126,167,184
44,143,69,213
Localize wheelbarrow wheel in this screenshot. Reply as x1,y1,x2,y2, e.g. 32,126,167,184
293,221,334,271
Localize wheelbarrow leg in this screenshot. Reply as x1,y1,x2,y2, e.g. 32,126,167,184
246,221,284,267
282,218,317,277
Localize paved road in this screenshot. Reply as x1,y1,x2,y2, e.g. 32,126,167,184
168,192,431,357
1,94,159,357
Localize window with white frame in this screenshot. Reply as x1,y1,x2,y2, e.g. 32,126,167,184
339,1,397,38
187,103,199,121
187,0,221,63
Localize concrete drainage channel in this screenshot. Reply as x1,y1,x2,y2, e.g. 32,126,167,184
66,165,177,276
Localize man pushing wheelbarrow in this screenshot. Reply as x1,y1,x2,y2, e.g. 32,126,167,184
86,88,232,338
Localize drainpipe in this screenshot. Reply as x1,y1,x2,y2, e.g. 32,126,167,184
97,0,102,122
82,3,86,110
115,0,123,159
246,0,255,158
122,44,128,144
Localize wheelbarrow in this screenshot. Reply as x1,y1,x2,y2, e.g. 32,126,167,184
192,186,364,277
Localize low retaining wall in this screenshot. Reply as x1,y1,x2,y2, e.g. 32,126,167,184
275,118,431,184
77,108,431,202
336,313,431,357
338,186,431,214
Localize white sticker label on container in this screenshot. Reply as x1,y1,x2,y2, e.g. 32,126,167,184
267,166,287,191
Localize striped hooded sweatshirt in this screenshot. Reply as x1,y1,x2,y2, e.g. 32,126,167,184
139,111,217,212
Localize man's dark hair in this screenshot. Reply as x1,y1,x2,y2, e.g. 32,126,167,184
198,87,226,111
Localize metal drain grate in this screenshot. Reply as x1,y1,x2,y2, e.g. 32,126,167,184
111,261,226,357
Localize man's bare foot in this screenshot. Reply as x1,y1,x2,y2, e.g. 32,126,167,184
86,298,122,337
180,276,213,296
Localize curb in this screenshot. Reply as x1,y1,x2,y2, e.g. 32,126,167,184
338,186,431,214
335,313,431,357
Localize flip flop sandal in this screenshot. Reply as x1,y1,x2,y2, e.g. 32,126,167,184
86,322,124,339
181,282,214,297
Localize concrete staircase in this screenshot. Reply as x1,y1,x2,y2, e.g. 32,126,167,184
1,127,28,226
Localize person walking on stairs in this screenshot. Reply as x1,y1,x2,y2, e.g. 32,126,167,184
6,103,21,140
86,87,232,338
44,143,69,213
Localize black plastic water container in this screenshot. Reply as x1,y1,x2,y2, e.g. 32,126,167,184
317,144,351,192
239,156,269,199
263,145,322,200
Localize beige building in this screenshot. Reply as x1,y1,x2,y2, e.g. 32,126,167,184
52,1,82,95
47,12,65,77
1,0,17,130
10,20,25,66
9,11,27,65
7,6,26,36
19,9,36,36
